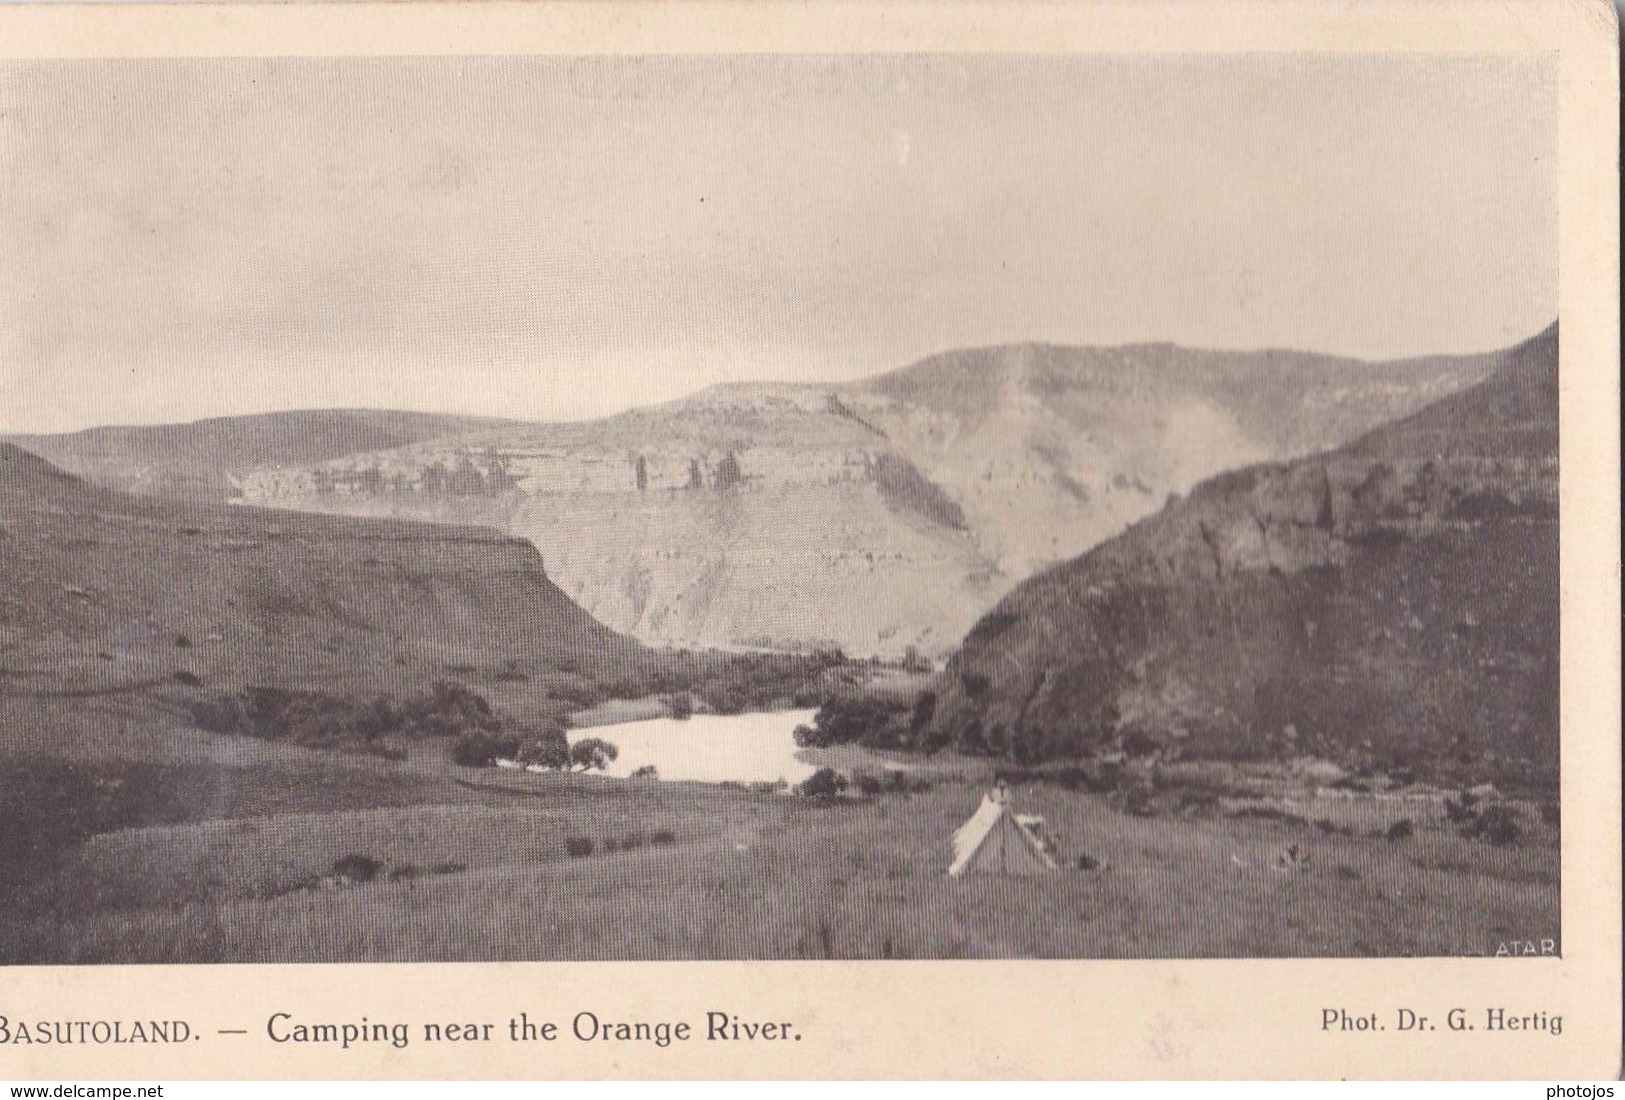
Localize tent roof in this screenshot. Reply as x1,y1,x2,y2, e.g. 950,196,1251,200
949,794,1058,877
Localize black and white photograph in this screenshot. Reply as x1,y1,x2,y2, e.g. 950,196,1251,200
0,48,1567,966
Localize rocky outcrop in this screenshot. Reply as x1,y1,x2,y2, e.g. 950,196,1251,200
4,410,522,503
928,324,1560,786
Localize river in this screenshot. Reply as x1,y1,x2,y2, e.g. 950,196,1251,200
565,708,821,785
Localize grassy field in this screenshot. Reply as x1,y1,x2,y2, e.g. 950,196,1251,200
0,694,1557,964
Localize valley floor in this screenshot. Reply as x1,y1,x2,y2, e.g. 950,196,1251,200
0,695,1557,963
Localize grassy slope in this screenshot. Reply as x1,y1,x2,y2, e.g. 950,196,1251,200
0,443,643,698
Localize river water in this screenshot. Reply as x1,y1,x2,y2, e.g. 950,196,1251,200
566,708,821,785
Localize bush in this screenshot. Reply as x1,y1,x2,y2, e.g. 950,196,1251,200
667,694,694,721
331,854,382,883
630,765,659,780
884,770,931,794
569,737,620,772
1443,791,1480,822
452,730,520,768
516,719,571,770
854,773,885,796
701,684,749,716
189,694,248,734
518,736,571,770
1462,804,1522,846
564,836,595,858
1385,818,1415,841
797,767,848,801
650,829,677,846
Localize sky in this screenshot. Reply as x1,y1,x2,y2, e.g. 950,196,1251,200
0,53,1557,434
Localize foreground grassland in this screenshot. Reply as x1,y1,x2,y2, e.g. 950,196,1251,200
0,694,1556,963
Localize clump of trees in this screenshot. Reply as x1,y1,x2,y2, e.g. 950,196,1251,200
793,691,935,751
517,730,571,771
569,737,619,772
189,680,541,766
797,767,848,801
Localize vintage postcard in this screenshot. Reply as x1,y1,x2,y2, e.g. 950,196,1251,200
0,0,1617,1081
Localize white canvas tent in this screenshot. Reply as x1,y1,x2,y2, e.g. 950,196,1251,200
948,787,1058,877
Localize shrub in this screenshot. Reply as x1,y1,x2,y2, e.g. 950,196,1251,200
797,767,848,801
452,730,520,768
701,683,749,716
569,737,619,772
667,693,694,721
516,719,571,770
909,691,937,733
630,764,659,780
332,854,382,883
564,836,595,858
854,773,885,796
1385,818,1415,841
650,829,677,846
1443,791,1480,822
884,770,931,794
518,737,570,770
189,694,247,734
1462,804,1522,846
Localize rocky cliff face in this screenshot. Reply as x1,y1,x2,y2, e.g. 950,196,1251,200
928,323,1559,786
224,340,1510,657
0,444,641,697
230,387,1000,657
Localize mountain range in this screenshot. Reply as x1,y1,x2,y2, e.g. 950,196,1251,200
8,336,1523,657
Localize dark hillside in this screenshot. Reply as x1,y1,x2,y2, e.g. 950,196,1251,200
927,323,1560,789
0,443,642,699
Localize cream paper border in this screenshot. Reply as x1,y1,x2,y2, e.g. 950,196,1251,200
0,0,1617,1081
